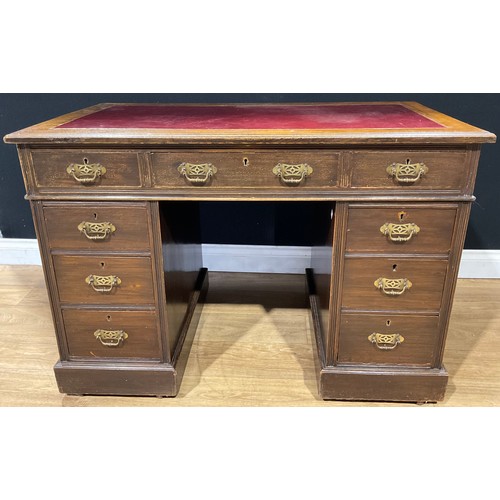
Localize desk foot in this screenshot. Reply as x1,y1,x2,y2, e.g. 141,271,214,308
54,361,178,397
319,366,448,403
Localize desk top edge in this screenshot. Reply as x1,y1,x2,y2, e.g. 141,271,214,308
4,101,496,145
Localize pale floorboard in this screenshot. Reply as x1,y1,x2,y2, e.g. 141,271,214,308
0,265,498,406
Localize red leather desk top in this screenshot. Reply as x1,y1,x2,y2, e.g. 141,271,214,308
57,103,444,130
7,102,495,146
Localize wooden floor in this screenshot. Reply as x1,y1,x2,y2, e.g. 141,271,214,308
0,265,498,406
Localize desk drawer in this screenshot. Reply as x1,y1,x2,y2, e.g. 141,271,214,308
351,150,468,190
31,150,141,189
338,313,439,366
342,257,448,312
53,255,155,305
151,150,339,189
346,204,457,254
62,309,161,360
43,202,151,251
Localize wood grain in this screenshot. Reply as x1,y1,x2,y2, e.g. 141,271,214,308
30,149,141,189
350,149,469,191
342,257,448,312
338,313,440,366
43,202,152,252
53,255,155,305
1,267,498,406
309,202,335,357
320,366,448,403
345,203,457,255
3,103,495,402
61,308,161,360
158,201,203,357
150,150,339,190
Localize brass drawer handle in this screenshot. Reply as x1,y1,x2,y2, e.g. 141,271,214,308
94,329,128,347
368,332,405,350
272,163,313,185
380,222,420,242
66,158,106,184
85,274,122,293
374,277,412,296
78,222,116,240
178,162,217,184
386,160,428,183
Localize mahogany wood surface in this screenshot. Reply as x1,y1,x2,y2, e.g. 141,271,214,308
342,257,448,312
150,150,339,190
338,313,440,366
43,202,152,252
54,362,177,397
350,149,469,191
319,366,448,403
3,102,496,402
345,203,457,254
62,308,161,360
326,202,349,366
310,203,335,353
31,149,141,189
158,201,203,358
53,255,155,305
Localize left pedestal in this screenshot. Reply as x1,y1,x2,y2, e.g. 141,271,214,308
31,199,205,397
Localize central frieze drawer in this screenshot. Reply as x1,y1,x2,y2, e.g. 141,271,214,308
342,257,448,312
53,255,155,305
150,151,339,189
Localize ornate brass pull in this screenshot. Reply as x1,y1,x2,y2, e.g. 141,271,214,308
374,277,412,296
94,329,128,347
386,160,428,183
178,163,217,184
380,222,421,242
272,163,313,185
368,332,405,350
85,274,122,293
66,158,106,184
78,222,116,240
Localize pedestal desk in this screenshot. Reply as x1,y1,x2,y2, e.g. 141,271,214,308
5,102,495,402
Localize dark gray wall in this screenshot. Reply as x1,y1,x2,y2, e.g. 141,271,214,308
1,94,498,248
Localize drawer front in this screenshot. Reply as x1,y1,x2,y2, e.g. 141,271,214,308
53,255,155,305
346,204,457,254
43,202,151,251
31,150,141,189
342,258,448,311
151,150,339,189
351,150,468,190
62,309,161,360
338,313,439,366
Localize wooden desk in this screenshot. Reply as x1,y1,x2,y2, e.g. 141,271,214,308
4,102,495,402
